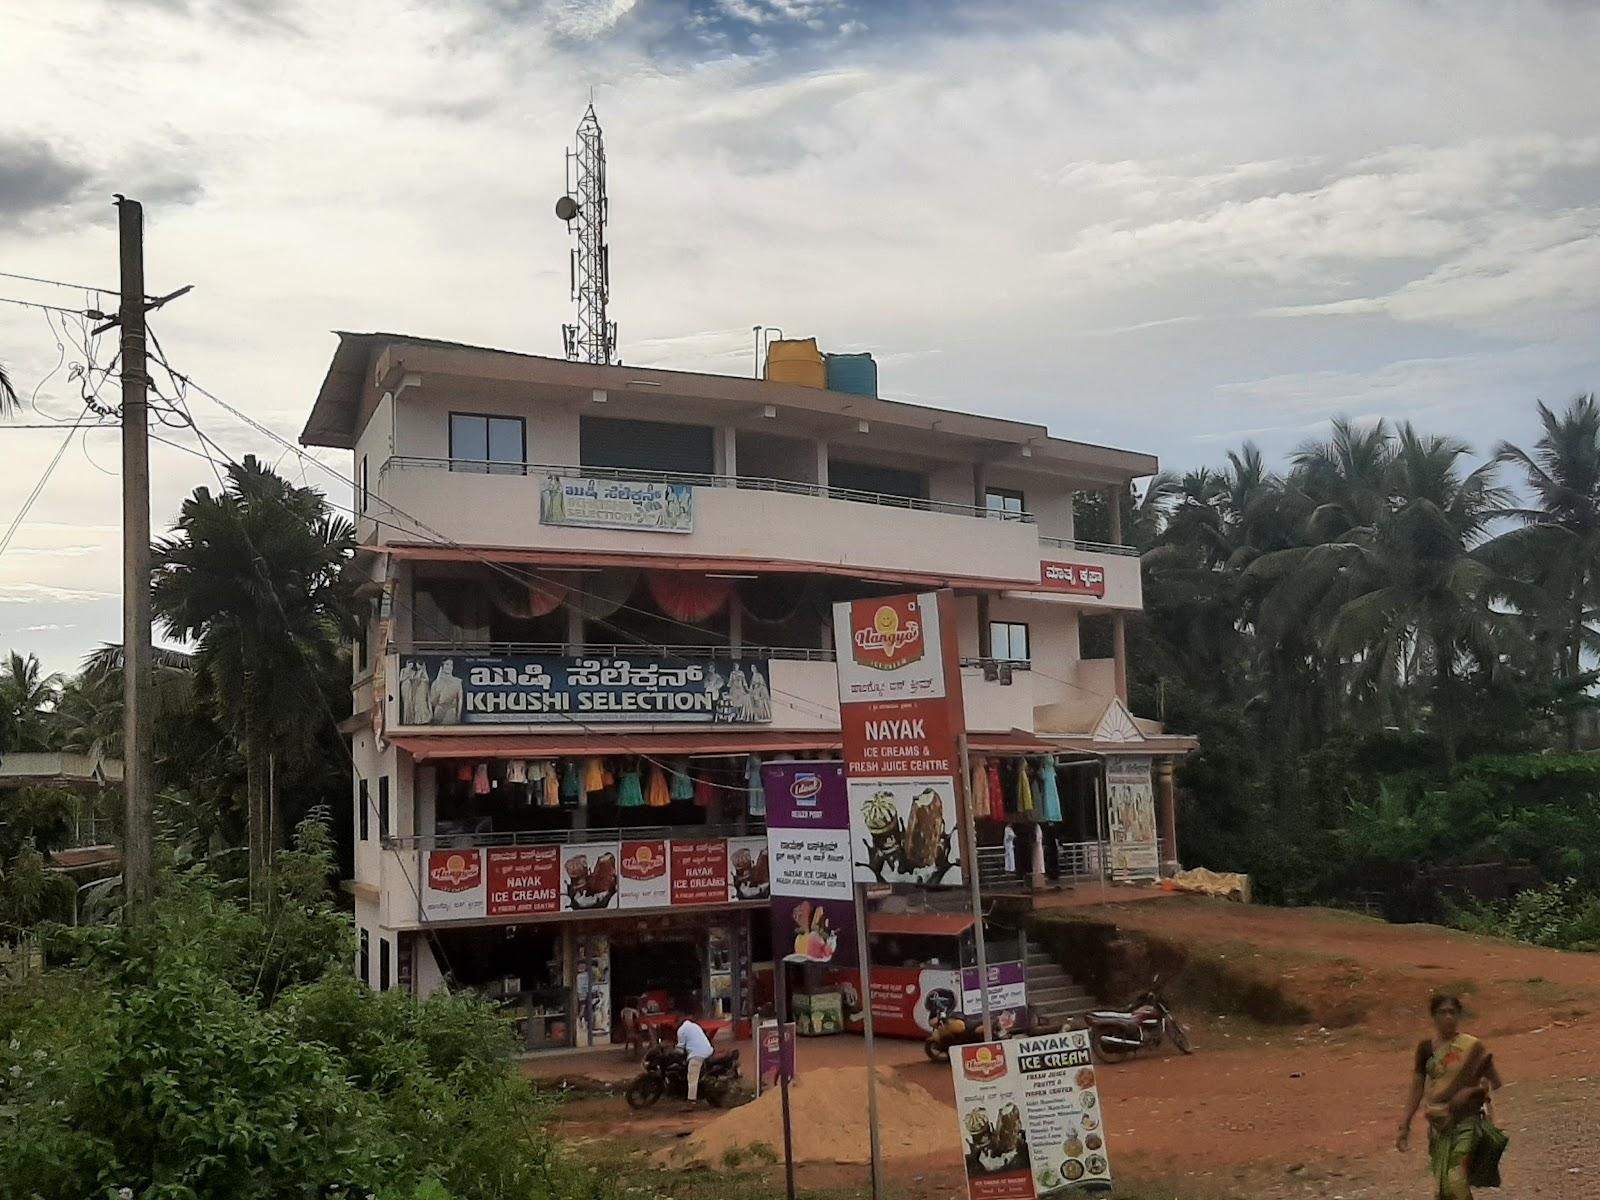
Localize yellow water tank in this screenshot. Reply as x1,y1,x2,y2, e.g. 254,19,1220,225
764,337,826,388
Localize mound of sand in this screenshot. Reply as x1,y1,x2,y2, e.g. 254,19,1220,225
663,1066,959,1168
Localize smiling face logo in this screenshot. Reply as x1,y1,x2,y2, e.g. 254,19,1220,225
850,597,926,671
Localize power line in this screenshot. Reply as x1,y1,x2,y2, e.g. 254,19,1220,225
0,295,93,316
0,269,117,294
0,405,93,559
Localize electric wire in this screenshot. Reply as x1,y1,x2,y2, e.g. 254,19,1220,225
0,269,117,294
0,404,100,560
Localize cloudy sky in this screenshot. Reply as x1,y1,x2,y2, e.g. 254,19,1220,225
2,0,1598,673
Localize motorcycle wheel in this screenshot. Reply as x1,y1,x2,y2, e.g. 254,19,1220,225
704,1078,731,1109
1090,1031,1134,1063
625,1074,665,1110
1167,1018,1195,1055
925,1038,950,1062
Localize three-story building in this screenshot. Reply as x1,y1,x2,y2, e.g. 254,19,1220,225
301,333,1194,1048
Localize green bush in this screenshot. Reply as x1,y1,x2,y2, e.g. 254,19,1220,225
1454,878,1600,952
0,820,608,1200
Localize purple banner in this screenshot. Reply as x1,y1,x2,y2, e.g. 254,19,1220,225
764,760,857,969
762,760,850,829
962,960,1029,1024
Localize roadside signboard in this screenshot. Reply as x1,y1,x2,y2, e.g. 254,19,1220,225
832,590,969,887
764,760,857,967
950,1031,1113,1199
756,1019,797,1095
1105,756,1159,879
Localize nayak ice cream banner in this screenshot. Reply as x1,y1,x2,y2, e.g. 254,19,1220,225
764,760,857,967
832,591,969,887
951,1032,1113,1199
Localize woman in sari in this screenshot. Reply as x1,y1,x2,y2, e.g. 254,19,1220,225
1396,993,1502,1199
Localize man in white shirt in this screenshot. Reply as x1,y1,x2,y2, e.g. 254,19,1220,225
677,1015,714,1104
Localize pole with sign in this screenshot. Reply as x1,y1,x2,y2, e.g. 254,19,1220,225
853,885,885,1200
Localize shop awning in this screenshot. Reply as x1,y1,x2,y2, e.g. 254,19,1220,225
369,542,1032,591
968,731,1059,754
389,732,842,761
868,913,976,937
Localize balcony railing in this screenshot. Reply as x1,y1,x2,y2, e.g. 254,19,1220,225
1038,535,1139,558
378,456,1036,524
386,823,763,852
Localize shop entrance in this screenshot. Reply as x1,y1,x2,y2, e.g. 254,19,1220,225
610,933,703,1016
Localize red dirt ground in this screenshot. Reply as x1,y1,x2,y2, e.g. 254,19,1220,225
536,897,1600,1199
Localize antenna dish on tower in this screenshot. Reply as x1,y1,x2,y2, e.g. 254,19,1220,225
558,103,617,365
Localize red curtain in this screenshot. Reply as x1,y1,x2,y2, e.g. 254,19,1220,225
489,571,570,618
647,571,733,624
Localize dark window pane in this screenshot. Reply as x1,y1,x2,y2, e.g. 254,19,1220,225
487,417,525,474
359,928,370,986
581,416,716,474
379,938,391,991
450,414,488,472
378,777,390,840
358,778,369,840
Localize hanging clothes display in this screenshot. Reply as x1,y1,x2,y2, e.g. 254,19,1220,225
971,757,990,819
542,764,561,808
988,759,1008,817
561,760,581,801
457,763,474,784
669,761,695,802
745,755,766,817
583,757,607,794
1003,823,1017,874
645,763,672,808
617,765,645,808
693,774,714,808
1038,758,1063,823
472,763,491,796
1032,824,1047,877
505,759,528,785
1016,761,1035,816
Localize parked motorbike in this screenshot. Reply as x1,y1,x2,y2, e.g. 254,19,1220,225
1084,978,1193,1062
923,987,1020,1061
624,1045,741,1109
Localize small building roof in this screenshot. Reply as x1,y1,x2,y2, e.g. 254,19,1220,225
0,750,124,791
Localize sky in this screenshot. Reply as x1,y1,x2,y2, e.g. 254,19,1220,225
1,0,1598,674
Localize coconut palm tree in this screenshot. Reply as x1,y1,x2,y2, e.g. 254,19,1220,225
151,455,358,898
1490,395,1600,749
0,651,63,753
0,362,17,415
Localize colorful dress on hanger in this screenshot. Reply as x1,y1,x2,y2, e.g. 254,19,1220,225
971,758,990,819
669,762,695,802
543,766,561,808
1038,758,1063,822
693,775,714,808
645,764,671,808
988,759,1008,817
745,755,766,818
1016,761,1035,815
616,767,645,808
583,757,607,794
561,760,581,801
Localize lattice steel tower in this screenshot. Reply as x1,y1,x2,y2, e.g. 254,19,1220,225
556,103,617,364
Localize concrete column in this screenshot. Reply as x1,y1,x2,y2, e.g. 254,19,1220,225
972,462,988,509
1156,758,1179,875
814,440,830,488
716,426,738,479
565,601,584,654
1111,612,1128,701
729,594,743,653
1106,485,1123,546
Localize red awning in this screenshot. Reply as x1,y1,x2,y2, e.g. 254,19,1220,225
390,732,842,761
370,542,1030,591
868,913,976,938
390,730,1053,761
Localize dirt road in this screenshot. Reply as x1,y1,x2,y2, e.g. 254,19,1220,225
548,898,1600,1199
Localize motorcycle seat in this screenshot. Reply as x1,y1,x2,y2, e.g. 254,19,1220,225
707,1050,739,1070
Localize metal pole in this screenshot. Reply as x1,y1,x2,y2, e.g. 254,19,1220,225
955,732,992,1034
853,883,885,1200
117,196,154,922
774,953,797,1200
1095,764,1108,903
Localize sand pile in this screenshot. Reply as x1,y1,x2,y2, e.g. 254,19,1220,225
663,1066,959,1167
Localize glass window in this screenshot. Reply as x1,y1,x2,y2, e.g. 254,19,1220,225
986,487,1025,518
358,778,369,841
379,938,391,991
359,928,370,986
378,776,390,840
450,413,525,474
989,621,1031,662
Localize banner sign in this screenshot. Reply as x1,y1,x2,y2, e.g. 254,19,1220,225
1105,756,1159,878
419,838,766,923
756,1019,797,1095
833,591,968,887
396,653,773,726
823,962,1028,1040
764,760,856,968
962,962,1029,1022
1038,561,1107,598
951,1032,1112,1199
670,839,730,906
540,473,694,533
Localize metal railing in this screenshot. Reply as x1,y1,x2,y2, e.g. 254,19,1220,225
378,456,1037,524
396,642,1030,674
1038,535,1138,558
386,822,763,852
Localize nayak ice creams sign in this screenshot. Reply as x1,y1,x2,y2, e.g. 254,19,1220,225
833,591,968,887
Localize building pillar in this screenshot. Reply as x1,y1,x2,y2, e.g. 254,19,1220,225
564,601,584,654
728,594,743,654
814,440,830,488
1106,485,1123,546
1156,758,1179,876
715,426,738,479
1111,612,1128,701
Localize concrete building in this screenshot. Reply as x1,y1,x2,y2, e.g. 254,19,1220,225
301,334,1194,1046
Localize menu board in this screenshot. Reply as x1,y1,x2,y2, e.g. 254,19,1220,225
951,1032,1113,1199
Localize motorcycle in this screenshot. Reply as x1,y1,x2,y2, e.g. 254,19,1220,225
1084,978,1193,1062
922,987,1020,1061
624,1044,742,1109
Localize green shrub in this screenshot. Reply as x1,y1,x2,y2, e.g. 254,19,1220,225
1454,878,1600,951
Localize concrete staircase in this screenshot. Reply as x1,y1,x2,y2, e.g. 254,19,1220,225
1024,936,1095,1029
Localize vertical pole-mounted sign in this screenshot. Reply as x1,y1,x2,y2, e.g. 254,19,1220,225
833,589,970,886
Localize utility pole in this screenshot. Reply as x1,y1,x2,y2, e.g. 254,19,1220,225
118,196,154,922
